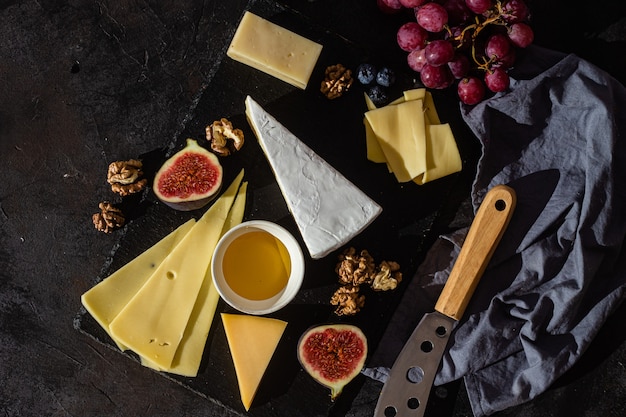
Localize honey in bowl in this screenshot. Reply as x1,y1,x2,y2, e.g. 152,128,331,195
221,230,291,300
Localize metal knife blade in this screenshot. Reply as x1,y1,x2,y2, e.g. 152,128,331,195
374,184,516,417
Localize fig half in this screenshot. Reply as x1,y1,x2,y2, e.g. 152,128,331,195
153,138,223,211
297,324,368,400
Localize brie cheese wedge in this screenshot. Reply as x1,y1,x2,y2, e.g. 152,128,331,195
245,96,382,259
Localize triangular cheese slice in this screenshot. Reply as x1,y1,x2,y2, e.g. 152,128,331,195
221,313,287,411
81,219,196,351
141,181,249,376
245,96,382,259
109,170,244,369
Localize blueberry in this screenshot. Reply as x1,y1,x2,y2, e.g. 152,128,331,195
376,67,396,87
356,63,377,85
367,85,389,107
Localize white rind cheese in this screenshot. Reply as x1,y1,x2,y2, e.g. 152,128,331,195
245,96,382,259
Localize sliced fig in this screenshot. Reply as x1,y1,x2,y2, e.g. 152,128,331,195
153,138,223,211
297,324,368,400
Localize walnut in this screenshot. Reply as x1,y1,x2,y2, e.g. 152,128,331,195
92,202,125,233
320,64,354,99
371,260,403,291
206,118,244,156
335,247,376,286
330,285,365,316
107,159,147,196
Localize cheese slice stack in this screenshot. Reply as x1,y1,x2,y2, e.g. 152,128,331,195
221,313,287,411
245,96,382,259
227,11,323,89
364,88,462,184
82,171,248,377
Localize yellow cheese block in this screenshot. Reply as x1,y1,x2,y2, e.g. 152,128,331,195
141,182,249,376
364,99,427,182
221,313,287,411
81,219,196,351
109,170,244,369
227,11,323,89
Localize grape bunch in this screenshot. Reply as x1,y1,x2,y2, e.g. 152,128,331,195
383,0,534,104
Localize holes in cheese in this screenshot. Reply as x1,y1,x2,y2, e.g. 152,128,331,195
227,11,323,90
363,88,462,184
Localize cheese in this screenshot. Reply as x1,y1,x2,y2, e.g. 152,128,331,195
81,219,196,351
415,124,462,184
245,96,382,259
364,89,461,184
109,170,244,369
364,99,428,182
227,11,323,89
221,313,287,410
141,181,249,376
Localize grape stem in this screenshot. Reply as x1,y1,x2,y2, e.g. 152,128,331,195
449,0,508,71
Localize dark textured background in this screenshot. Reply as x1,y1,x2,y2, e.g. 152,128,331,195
1,1,625,416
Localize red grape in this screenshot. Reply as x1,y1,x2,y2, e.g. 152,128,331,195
458,76,486,104
399,0,429,7
491,48,516,69
501,0,530,23
397,22,429,52
485,33,512,61
507,22,534,48
443,0,472,26
448,53,470,78
421,64,454,89
484,67,510,92
377,0,403,14
465,0,492,14
424,39,455,66
416,3,449,33
407,49,428,72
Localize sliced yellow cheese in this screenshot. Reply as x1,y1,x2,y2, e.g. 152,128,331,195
81,219,196,351
141,182,249,376
109,170,244,369
414,124,462,185
227,11,323,89
364,99,427,182
221,313,287,411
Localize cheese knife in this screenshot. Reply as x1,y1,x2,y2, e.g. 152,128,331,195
374,184,516,417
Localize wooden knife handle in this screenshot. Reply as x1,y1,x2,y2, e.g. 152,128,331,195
435,184,516,321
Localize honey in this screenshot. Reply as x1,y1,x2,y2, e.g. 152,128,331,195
222,230,291,300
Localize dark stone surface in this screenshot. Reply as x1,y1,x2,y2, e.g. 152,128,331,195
1,1,625,416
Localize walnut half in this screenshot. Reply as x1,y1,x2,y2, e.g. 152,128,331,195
92,202,125,233
206,118,244,156
330,285,365,316
107,159,147,196
320,64,354,99
371,261,403,291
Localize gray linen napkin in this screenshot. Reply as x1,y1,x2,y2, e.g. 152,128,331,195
363,46,626,416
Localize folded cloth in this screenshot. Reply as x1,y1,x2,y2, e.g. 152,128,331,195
363,45,626,416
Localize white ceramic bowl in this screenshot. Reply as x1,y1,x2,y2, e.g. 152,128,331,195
211,220,305,315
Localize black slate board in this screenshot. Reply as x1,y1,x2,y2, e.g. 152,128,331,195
74,0,476,415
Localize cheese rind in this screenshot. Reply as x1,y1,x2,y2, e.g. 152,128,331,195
109,171,244,369
245,96,382,259
221,313,287,411
81,219,196,351
227,11,322,89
